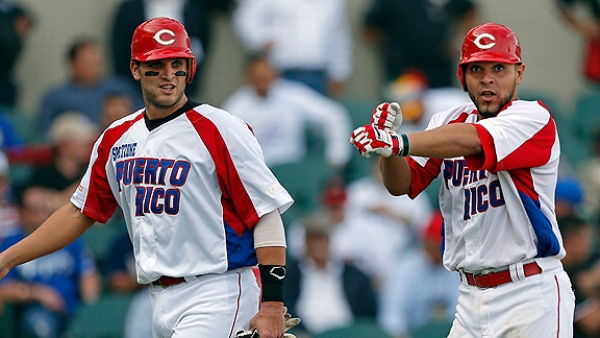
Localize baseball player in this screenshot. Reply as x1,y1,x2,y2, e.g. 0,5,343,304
0,17,298,338
351,22,575,337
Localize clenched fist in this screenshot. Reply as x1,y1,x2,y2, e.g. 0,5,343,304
370,102,403,132
350,124,406,158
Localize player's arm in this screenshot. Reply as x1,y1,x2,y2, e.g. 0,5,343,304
361,123,482,196
250,211,287,338
407,123,482,158
387,123,482,195
0,202,96,279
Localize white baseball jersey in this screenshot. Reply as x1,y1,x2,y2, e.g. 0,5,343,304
71,100,293,284
406,100,564,272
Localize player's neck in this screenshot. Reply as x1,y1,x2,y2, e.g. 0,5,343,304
145,95,189,120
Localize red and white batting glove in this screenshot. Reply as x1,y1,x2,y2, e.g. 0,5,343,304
370,102,403,132
350,124,410,158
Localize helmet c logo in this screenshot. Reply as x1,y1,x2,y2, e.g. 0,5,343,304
474,33,496,50
153,29,176,45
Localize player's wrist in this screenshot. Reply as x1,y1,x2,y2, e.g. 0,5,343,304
258,264,286,302
398,133,410,157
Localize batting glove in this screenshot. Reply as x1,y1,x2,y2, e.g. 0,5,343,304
350,124,410,158
235,307,301,338
370,102,403,132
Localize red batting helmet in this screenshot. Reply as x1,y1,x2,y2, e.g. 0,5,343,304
457,23,522,91
131,17,196,83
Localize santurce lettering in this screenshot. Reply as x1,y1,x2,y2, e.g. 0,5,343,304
112,143,138,161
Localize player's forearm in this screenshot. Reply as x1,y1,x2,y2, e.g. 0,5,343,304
380,156,412,196
0,203,95,271
256,246,286,307
408,123,482,158
255,246,286,266
380,123,481,196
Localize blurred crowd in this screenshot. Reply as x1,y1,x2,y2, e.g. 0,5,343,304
0,0,599,337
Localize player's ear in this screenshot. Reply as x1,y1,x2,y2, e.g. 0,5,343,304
515,63,525,85
131,61,142,81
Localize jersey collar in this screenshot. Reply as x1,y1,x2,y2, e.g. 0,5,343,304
144,99,201,131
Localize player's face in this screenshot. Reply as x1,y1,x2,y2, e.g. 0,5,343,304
465,62,525,119
132,58,188,115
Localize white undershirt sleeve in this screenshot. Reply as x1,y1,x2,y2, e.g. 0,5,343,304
253,210,287,248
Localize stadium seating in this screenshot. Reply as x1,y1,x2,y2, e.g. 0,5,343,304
63,292,134,338
312,318,391,338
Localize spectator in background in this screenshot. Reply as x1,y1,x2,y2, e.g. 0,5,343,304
0,150,20,240
555,175,586,219
555,0,600,84
284,210,378,337
363,0,478,89
578,127,600,219
100,93,134,129
110,0,227,98
556,0,600,38
0,104,24,152
381,69,470,134
223,55,352,220
37,38,142,135
223,55,352,170
233,0,353,98
25,112,99,210
0,0,34,109
345,157,432,281
288,176,419,287
0,186,100,338
377,211,460,338
558,215,600,338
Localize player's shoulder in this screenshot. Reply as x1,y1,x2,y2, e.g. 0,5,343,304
430,102,478,126
105,108,145,130
190,102,238,119
509,99,551,114
498,100,553,121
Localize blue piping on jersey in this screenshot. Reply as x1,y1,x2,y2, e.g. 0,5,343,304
224,222,257,270
518,191,560,257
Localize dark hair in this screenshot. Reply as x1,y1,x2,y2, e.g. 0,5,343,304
67,37,99,62
244,52,271,70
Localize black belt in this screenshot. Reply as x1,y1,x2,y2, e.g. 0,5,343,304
462,262,542,289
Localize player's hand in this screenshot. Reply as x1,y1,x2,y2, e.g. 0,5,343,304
370,102,403,132
249,302,285,338
350,124,403,158
236,306,300,338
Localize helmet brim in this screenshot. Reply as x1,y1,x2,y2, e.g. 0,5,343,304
132,47,195,62
459,51,521,66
